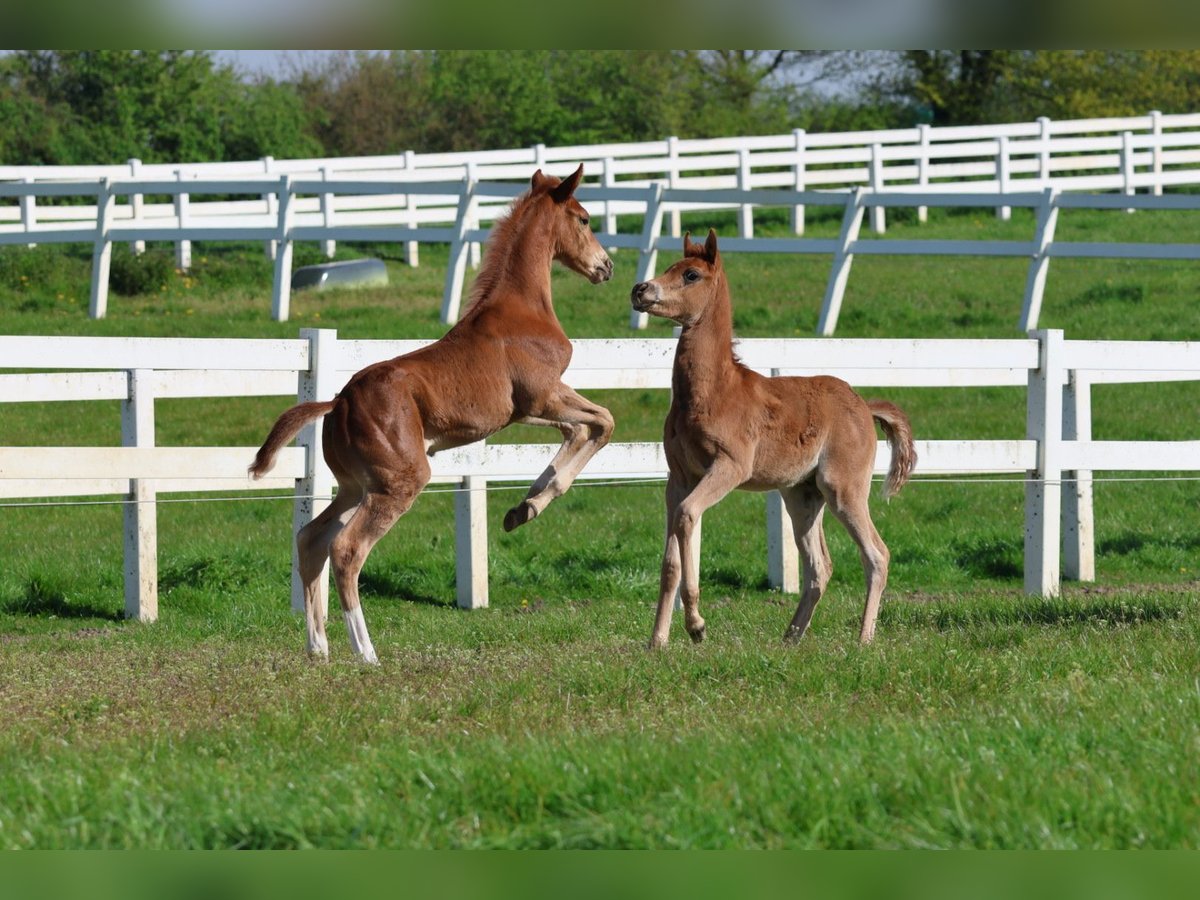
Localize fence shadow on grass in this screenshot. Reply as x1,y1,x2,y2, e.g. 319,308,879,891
887,589,1189,634
2,576,123,621
358,570,456,608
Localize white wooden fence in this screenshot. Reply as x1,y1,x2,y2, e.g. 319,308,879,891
3,112,1199,330
2,329,1198,623
3,176,1200,337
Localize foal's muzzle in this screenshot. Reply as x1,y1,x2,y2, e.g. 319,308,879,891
630,281,657,312
590,255,614,284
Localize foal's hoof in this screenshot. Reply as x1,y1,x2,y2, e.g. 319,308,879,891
687,624,707,644
503,501,538,532
782,625,807,644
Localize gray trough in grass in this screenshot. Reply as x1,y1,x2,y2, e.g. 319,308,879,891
292,258,388,292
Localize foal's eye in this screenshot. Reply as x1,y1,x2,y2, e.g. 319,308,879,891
683,269,702,284
579,216,590,227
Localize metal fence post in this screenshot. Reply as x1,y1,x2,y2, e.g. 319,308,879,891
1025,328,1064,597
122,369,157,622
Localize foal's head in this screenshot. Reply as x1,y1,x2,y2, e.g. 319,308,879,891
529,165,613,284
630,229,726,325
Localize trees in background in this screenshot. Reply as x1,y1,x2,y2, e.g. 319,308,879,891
889,51,1200,125
0,50,319,165
2,50,1198,166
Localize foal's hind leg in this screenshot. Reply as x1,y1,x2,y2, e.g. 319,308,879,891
328,476,425,665
780,483,832,643
821,477,890,644
297,485,362,660
504,385,614,531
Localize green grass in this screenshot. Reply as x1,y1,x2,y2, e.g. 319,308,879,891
1,203,1199,848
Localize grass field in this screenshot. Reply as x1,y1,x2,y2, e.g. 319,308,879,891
1,202,1198,848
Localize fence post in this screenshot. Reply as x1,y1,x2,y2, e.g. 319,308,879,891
1019,188,1059,333
667,135,682,238
441,175,478,324
467,161,482,270
1024,328,1064,598
263,156,278,260
404,150,420,267
127,158,145,255
173,170,192,271
816,188,866,337
89,178,115,320
868,143,886,234
792,129,806,235
292,328,339,616
271,175,295,323
1037,116,1052,188
737,148,754,238
602,157,618,250
19,177,37,249
1062,370,1095,582
996,135,1012,220
1149,110,1163,197
630,182,666,330
122,369,158,622
455,473,489,609
766,491,799,592
916,124,930,223
1121,130,1136,213
319,165,336,259
766,365,800,592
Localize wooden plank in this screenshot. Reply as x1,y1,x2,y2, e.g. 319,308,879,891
0,446,306,480
0,336,309,371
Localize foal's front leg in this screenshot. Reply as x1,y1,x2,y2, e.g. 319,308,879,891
503,384,614,531
670,460,745,645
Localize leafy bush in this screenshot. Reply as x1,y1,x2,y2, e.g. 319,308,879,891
109,246,176,296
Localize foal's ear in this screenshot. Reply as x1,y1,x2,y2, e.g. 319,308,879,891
550,164,584,204
682,231,704,258
531,169,549,191
703,228,721,265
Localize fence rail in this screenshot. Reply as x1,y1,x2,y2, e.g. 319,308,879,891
3,329,1199,622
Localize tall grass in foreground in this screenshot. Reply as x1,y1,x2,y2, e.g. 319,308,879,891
1,204,1198,847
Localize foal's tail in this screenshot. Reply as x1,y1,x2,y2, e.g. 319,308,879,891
249,400,337,479
867,400,917,501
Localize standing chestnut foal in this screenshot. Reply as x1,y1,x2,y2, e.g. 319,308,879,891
631,230,916,649
251,166,614,663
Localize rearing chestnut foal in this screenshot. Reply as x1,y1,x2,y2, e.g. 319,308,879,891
251,166,614,663
631,230,916,649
